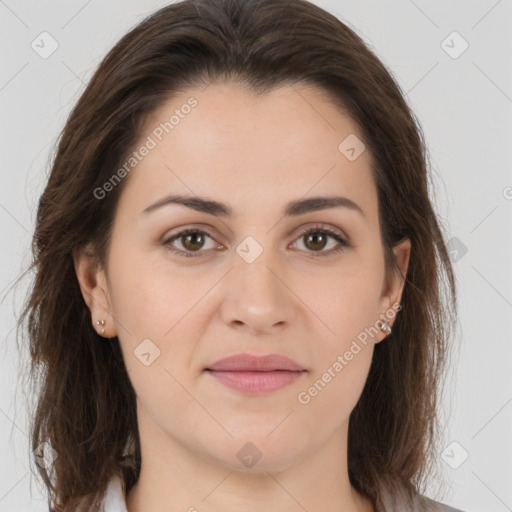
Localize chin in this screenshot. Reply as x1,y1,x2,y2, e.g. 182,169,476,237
203,435,305,474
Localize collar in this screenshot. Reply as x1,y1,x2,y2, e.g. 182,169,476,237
100,473,128,512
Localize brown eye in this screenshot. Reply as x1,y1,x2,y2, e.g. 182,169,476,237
163,229,217,258
163,224,352,259
303,231,329,251
292,225,352,257
181,232,206,251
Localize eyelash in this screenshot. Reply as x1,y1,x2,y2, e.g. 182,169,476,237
162,224,353,259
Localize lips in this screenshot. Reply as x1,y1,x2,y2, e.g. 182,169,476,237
204,353,305,372
204,353,307,394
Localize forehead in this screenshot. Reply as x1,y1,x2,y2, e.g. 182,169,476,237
116,81,378,224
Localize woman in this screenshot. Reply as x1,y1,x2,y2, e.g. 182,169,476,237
19,0,463,510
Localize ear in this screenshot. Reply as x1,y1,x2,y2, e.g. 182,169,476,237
72,244,117,338
375,237,411,343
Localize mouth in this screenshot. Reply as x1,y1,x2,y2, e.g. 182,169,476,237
205,352,305,372
204,369,306,394
204,352,307,395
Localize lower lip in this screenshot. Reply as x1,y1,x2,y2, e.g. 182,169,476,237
205,370,305,394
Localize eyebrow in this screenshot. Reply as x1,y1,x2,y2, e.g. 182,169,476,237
141,194,366,219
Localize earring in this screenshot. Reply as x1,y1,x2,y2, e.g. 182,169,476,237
380,320,392,336
95,320,105,335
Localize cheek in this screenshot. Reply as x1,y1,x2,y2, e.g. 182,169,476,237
107,250,204,340
292,324,374,450
297,274,379,422
111,263,201,422
300,259,382,409
107,253,213,388
309,262,384,342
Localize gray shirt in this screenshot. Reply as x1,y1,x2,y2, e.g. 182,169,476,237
98,474,466,512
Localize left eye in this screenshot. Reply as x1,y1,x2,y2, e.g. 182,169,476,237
163,225,351,258
163,228,219,258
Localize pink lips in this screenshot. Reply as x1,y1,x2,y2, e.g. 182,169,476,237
204,353,306,394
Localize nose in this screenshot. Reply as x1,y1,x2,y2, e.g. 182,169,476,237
219,249,296,336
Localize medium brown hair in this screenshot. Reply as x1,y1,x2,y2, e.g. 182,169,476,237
15,0,458,510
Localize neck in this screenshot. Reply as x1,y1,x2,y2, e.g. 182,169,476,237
126,407,374,512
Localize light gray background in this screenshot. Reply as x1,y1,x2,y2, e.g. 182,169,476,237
1,1,511,511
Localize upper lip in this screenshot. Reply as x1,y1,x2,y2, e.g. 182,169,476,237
205,353,306,372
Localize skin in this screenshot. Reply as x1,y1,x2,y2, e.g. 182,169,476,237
74,81,410,512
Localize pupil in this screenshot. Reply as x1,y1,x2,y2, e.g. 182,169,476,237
184,233,204,251
306,232,326,251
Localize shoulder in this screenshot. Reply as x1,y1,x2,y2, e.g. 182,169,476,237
84,479,469,512
422,495,466,512
435,504,465,512
439,503,463,512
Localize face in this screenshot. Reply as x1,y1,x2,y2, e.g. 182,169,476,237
75,81,410,473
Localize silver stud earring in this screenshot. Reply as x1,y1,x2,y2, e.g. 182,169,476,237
96,320,105,335
380,321,392,336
